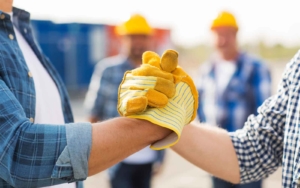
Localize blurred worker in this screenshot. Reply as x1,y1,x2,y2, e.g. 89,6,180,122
0,1,174,187
197,11,271,188
84,14,165,188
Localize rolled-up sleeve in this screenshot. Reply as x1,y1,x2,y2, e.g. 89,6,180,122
52,122,92,181
229,52,298,183
0,78,92,187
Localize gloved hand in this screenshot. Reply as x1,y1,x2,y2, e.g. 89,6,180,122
118,50,198,150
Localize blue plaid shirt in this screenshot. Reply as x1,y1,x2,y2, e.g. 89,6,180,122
0,8,92,188
197,53,271,132
225,50,300,187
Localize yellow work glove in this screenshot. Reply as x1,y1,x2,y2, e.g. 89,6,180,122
118,50,198,150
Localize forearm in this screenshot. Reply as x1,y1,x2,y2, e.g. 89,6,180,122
88,117,171,175
172,123,240,184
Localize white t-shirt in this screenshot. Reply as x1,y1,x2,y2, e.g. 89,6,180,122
10,13,76,188
123,146,157,164
215,60,236,95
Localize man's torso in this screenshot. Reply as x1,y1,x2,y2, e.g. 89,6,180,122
0,8,78,188
198,53,267,131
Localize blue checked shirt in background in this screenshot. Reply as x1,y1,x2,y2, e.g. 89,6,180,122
197,52,272,132
0,8,91,188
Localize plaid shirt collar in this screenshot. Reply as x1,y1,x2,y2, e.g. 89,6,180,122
0,7,74,123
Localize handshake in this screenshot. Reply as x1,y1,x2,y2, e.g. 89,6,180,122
118,50,198,150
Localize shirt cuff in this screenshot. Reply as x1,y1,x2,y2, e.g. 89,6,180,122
65,122,92,180
229,130,254,184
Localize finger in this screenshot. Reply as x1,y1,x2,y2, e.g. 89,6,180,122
120,73,157,91
142,51,161,69
154,77,176,98
146,89,169,108
160,50,178,73
127,79,175,99
118,89,148,116
126,96,148,115
132,65,174,82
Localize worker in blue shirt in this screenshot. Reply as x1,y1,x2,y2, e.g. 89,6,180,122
197,11,271,188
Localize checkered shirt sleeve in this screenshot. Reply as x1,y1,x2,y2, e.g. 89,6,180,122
229,52,298,184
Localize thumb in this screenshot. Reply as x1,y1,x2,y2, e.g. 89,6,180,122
160,50,178,73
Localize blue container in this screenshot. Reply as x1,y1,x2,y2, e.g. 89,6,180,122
31,20,106,90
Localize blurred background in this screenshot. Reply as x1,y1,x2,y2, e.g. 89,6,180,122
13,0,300,187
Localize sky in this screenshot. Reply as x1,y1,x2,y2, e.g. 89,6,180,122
14,0,300,47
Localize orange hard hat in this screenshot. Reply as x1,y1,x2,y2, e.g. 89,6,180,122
115,14,153,35
211,11,238,30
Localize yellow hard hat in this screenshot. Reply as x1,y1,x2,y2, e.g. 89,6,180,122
211,11,238,30
115,14,153,35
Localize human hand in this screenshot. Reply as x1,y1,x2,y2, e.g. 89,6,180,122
118,50,198,150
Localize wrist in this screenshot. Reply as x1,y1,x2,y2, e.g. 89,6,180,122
122,117,172,143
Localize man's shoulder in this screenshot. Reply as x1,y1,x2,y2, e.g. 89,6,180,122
93,55,127,75
283,49,300,76
241,52,260,63
241,52,269,69
97,55,127,69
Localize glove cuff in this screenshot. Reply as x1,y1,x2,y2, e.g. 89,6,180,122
128,99,186,150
